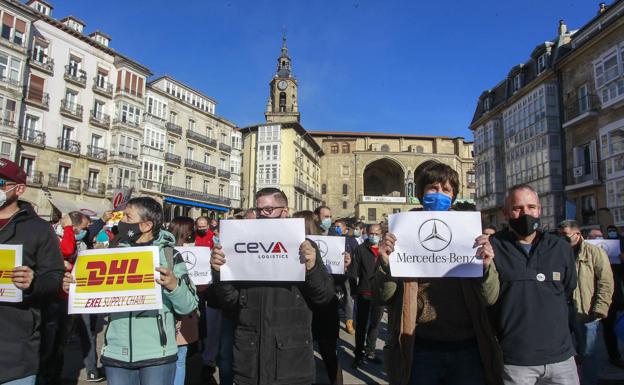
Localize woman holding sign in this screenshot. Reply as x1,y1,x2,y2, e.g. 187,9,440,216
63,197,198,385
372,162,503,385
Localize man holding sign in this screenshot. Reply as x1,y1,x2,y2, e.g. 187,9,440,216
0,158,64,385
372,161,502,385
208,188,334,385
483,184,579,385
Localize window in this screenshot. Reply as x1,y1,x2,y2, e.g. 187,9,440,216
144,128,165,150
341,143,350,153
483,97,491,112
258,125,280,142
203,180,210,193
342,184,348,195
20,156,34,178
87,170,99,190
322,184,326,194
0,141,10,157
185,176,192,190
142,161,163,182
342,165,349,176
342,201,347,209
578,84,589,113
279,92,286,112
90,134,101,149
368,208,377,222
381,144,390,152
218,184,225,197
187,147,194,160
230,158,240,174
118,135,139,157
115,167,137,189
1,13,13,41
220,158,227,170
96,70,108,88
513,73,522,92
169,111,177,124
58,164,70,184
120,102,141,125
204,152,210,164
167,140,175,153
164,171,173,186
188,119,195,132
467,172,476,185
330,143,338,154
231,134,241,150
537,54,547,74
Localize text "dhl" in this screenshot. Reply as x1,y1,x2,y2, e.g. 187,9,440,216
80,259,152,286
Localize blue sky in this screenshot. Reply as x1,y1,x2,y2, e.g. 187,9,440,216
53,0,602,139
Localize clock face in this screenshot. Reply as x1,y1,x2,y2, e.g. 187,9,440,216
278,80,288,90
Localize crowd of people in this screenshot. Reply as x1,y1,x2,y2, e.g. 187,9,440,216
1,155,624,385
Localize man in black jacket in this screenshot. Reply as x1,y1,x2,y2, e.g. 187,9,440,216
209,188,334,385
482,184,579,385
0,158,64,384
350,223,385,368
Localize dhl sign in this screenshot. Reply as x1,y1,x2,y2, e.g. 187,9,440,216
0,251,16,285
74,250,156,293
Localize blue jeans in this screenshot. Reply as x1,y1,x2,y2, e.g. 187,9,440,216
408,343,485,385
105,363,176,385
574,318,600,385
174,345,188,385
2,375,36,385
218,315,235,385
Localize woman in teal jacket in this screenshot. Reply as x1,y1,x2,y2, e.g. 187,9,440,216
65,197,198,385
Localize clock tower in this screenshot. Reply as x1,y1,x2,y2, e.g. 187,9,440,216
265,34,300,123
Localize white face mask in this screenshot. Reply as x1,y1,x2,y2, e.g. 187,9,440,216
0,185,17,207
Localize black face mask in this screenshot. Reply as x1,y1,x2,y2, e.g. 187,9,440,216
508,215,540,237
116,221,143,244
196,229,207,237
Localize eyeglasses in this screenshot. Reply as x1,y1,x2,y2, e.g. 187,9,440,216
0,179,16,189
254,206,285,215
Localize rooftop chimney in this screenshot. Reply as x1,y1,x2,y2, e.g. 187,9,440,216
558,19,568,36
60,16,85,34
89,31,111,47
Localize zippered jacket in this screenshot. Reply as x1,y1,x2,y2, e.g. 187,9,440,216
0,201,65,383
101,230,198,368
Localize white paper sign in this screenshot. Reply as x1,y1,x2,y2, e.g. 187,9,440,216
308,235,345,275
389,211,483,278
0,245,23,303
220,218,306,281
68,246,162,314
586,239,622,264
174,246,212,285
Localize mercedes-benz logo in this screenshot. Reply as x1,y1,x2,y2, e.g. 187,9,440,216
181,250,197,270
315,239,328,258
418,219,452,252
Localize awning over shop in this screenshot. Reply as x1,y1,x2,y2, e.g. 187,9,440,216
48,194,112,218
164,197,229,212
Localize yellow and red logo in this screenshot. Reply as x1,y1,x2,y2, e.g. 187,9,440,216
74,250,155,293
0,250,16,285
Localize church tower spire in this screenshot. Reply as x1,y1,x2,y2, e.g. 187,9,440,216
265,32,300,123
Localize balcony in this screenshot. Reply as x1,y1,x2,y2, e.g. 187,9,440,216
143,112,166,127
23,88,50,110
141,145,164,158
48,174,81,193
218,169,231,179
19,129,46,147
165,122,182,136
0,76,21,95
294,178,308,192
187,130,217,148
165,152,181,165
565,162,601,192
0,117,17,137
107,180,139,191
86,145,107,162
64,65,87,87
112,117,142,134
92,77,113,98
140,179,162,192
83,180,106,196
60,99,83,121
185,159,216,175
219,142,232,153
57,137,81,155
110,146,140,166
89,110,110,128
29,51,54,75
563,94,600,128
161,184,231,207
26,171,43,186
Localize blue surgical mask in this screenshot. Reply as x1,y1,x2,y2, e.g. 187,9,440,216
75,229,87,241
608,231,618,239
369,235,381,245
320,218,332,231
422,192,452,211
335,226,343,235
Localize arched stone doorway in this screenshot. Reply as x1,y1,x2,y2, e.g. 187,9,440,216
363,158,405,197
